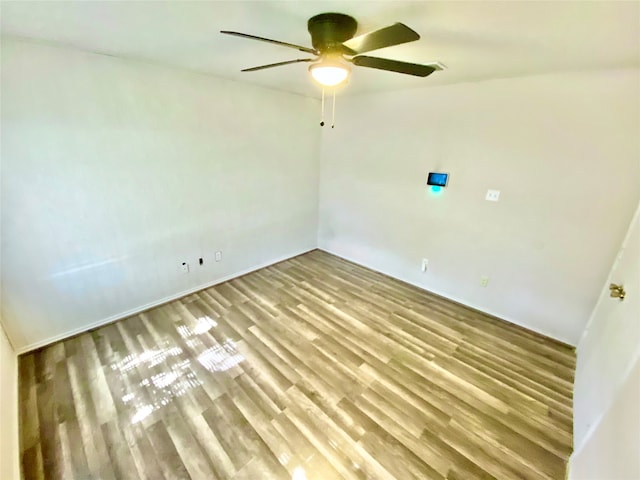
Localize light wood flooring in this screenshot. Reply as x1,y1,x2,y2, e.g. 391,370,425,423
19,250,576,480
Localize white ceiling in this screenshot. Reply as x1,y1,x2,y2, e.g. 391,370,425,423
2,1,639,98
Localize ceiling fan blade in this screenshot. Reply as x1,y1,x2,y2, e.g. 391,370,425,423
352,56,438,77
241,58,315,72
342,23,419,55
221,30,318,55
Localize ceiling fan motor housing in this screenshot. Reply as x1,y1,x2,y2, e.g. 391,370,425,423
307,13,357,53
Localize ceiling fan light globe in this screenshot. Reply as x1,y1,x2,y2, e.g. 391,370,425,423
309,63,350,87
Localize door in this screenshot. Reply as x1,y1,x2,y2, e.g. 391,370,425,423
570,203,640,478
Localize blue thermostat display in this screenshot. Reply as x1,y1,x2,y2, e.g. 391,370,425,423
427,172,449,187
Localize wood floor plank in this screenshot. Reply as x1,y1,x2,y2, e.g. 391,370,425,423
101,420,143,480
35,364,64,479
19,355,40,453
66,343,117,480
146,419,192,479
19,250,575,480
21,444,44,480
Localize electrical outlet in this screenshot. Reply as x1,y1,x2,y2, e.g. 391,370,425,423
486,189,500,202
480,276,489,287
421,258,429,273
215,251,222,262
181,262,189,274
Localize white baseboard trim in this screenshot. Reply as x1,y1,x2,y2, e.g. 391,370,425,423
318,247,575,347
17,247,315,355
18,245,573,353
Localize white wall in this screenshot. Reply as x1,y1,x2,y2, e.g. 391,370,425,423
318,70,640,345
2,38,638,353
570,202,640,477
0,323,19,480
1,39,321,352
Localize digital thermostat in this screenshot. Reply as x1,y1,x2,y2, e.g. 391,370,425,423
427,172,449,187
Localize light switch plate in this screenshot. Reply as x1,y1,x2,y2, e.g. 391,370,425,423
486,189,500,202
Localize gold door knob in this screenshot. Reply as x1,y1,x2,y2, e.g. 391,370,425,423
609,283,626,301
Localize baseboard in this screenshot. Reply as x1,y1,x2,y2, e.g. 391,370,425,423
17,247,316,355
318,247,575,348
18,244,573,353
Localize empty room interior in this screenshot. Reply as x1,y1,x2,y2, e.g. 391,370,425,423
1,1,639,479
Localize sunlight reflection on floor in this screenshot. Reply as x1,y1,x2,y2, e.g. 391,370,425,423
107,315,245,425
292,466,307,480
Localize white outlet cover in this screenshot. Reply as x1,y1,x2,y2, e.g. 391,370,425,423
215,251,222,262
486,189,500,202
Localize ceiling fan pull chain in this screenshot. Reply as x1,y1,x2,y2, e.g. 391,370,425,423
331,89,336,128
320,88,325,127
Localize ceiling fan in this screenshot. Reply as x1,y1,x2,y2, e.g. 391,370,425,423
221,13,443,88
